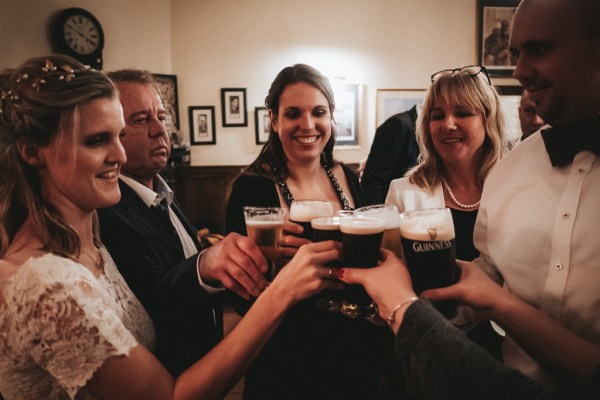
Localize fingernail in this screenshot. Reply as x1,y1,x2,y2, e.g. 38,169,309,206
336,268,345,279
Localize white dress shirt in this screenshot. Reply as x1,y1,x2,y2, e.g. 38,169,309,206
473,132,600,389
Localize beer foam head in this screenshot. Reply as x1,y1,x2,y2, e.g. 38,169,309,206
290,200,334,222
245,219,284,227
340,217,386,234
399,208,455,241
355,204,399,229
243,206,285,223
311,216,340,230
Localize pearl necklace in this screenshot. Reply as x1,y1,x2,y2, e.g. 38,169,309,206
442,179,480,209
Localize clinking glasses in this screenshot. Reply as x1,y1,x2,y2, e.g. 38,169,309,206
431,65,491,85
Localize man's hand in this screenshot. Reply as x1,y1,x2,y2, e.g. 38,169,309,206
198,232,268,300
421,260,506,319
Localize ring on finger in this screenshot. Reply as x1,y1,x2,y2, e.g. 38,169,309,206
328,268,333,278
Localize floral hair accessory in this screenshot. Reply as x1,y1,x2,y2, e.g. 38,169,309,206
1,59,96,114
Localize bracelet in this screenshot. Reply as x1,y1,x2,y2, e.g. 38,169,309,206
386,296,419,327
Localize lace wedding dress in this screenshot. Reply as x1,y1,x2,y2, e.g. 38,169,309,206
0,247,155,400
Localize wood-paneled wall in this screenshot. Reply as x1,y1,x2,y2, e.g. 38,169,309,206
175,165,245,234
175,163,360,234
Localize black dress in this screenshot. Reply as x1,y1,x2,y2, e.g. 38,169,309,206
225,165,399,400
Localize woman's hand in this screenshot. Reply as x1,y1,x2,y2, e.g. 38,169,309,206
338,250,417,330
269,240,343,307
279,220,312,260
421,260,506,319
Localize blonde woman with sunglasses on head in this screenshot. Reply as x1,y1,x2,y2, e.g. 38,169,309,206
385,65,507,359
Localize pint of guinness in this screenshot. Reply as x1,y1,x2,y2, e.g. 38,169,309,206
311,216,343,311
339,216,385,318
399,207,458,317
289,200,334,240
355,204,402,258
244,207,286,281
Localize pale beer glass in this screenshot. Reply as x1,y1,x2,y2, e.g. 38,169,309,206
340,216,386,318
289,200,334,240
311,216,343,311
398,207,458,317
354,204,402,258
243,207,286,282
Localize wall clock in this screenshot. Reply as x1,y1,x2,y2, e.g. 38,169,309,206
52,8,105,69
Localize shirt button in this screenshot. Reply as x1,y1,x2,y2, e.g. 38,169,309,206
562,212,570,218
556,263,563,270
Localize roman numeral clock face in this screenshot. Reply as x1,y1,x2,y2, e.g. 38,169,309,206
64,15,100,55
52,8,105,69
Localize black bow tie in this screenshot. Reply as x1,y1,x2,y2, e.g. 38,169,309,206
541,116,600,167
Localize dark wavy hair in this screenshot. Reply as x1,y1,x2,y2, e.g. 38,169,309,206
247,64,337,177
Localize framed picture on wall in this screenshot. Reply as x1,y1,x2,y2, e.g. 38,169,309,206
153,74,180,133
376,89,425,128
255,107,270,145
477,0,520,77
333,84,359,146
495,85,524,144
221,88,247,127
189,106,216,145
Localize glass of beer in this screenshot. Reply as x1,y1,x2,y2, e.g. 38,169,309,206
289,200,334,240
243,206,286,282
340,216,386,318
311,216,343,311
398,207,458,317
354,204,402,258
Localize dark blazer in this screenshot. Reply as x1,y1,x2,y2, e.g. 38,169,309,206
361,105,419,205
97,179,223,376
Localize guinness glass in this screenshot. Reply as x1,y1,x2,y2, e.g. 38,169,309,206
354,204,402,258
311,216,343,311
243,207,286,282
340,216,385,318
399,207,458,317
289,200,334,240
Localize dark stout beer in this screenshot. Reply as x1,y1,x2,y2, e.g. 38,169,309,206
340,217,385,318
311,217,343,311
311,216,342,242
399,208,458,317
355,204,402,257
289,200,333,240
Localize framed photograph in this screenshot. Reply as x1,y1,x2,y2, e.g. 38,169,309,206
221,88,247,127
333,84,359,146
153,74,180,133
477,0,520,77
254,107,270,145
376,89,426,128
188,106,216,145
496,85,524,144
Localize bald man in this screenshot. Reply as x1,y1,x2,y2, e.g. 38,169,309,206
518,89,545,140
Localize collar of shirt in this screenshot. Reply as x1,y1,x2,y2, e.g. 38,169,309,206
120,174,174,207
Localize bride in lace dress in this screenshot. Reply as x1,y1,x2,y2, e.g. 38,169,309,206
0,55,342,400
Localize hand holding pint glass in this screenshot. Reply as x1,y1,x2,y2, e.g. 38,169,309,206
243,207,286,282
340,216,386,318
398,207,459,317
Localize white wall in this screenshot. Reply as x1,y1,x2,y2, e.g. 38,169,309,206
1,0,515,166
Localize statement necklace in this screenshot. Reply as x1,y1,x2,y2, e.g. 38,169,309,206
442,179,480,209
273,163,352,210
